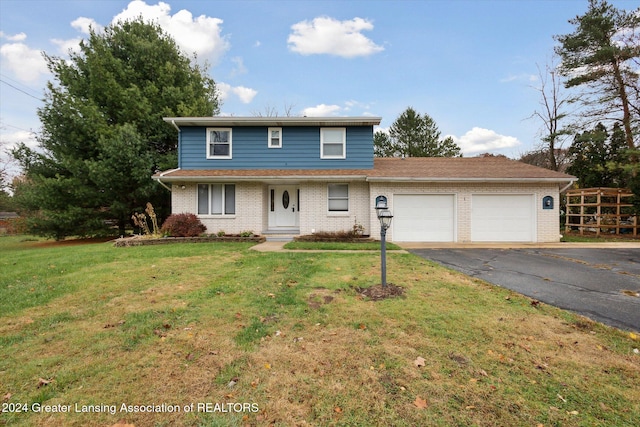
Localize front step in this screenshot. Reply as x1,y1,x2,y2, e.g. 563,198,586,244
262,229,300,242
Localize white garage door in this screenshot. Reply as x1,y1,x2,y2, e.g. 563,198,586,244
471,194,535,242
393,194,455,242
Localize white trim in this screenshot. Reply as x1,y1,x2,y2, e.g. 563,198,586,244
206,128,232,159
320,128,346,159
268,127,282,148
197,183,236,216
165,116,381,127
327,183,349,212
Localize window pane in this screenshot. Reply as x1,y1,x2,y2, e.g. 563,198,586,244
329,184,348,198
323,129,343,143
211,130,229,142
323,143,343,157
212,143,230,156
197,184,209,215
225,184,235,215
211,184,223,214
328,199,348,211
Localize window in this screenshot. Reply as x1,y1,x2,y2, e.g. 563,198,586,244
197,184,236,215
268,127,282,148
207,128,232,159
328,184,348,212
321,128,346,159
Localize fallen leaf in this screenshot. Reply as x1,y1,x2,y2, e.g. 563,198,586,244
413,396,428,409
235,312,242,319
3,392,11,401
465,405,475,410
413,356,426,368
567,410,579,415
250,379,260,388
334,407,342,413
264,363,271,370
629,332,637,340
557,394,567,403
37,378,52,388
110,422,135,427
358,323,367,330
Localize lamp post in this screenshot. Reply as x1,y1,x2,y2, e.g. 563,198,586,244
375,196,393,288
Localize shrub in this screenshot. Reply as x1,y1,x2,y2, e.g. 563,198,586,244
160,213,206,237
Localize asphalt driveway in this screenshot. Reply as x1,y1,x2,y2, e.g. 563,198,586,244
409,247,640,332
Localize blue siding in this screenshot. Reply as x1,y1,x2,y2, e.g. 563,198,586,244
179,126,374,170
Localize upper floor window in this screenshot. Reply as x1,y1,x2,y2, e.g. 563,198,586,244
207,128,232,159
321,128,346,159
268,127,282,148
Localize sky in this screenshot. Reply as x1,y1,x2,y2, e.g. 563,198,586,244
0,0,638,172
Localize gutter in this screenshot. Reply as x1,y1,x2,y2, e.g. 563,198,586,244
154,168,181,192
559,179,578,194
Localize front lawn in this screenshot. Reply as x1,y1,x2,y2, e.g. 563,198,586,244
1,235,638,426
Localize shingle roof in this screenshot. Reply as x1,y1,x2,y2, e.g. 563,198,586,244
154,157,575,183
369,157,576,181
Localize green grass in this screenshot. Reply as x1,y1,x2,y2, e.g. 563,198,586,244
1,235,638,426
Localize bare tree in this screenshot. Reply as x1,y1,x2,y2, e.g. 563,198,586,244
251,102,297,117
529,59,576,171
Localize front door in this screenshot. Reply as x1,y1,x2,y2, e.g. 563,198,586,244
270,186,299,228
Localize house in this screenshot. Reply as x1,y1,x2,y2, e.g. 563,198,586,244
153,116,576,243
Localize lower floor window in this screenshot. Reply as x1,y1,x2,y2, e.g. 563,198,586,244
328,183,349,212
198,184,235,215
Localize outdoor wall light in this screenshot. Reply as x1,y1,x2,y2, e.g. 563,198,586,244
180,185,186,190
374,195,393,287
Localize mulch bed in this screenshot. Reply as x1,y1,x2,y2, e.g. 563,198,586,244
113,235,265,247
356,283,405,301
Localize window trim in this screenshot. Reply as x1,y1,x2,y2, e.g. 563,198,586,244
197,183,236,216
320,127,346,159
206,128,232,159
327,183,349,213
268,127,282,149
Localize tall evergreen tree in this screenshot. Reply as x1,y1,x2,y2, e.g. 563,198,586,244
555,0,639,151
13,19,219,239
375,107,461,157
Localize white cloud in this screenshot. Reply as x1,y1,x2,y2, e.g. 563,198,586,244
0,32,27,42
0,129,38,151
112,0,230,64
51,37,83,55
302,104,342,116
288,16,384,58
217,82,257,104
500,73,538,83
0,42,48,83
230,56,247,76
71,17,103,35
450,127,521,155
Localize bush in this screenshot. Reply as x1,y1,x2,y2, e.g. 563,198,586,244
160,213,206,237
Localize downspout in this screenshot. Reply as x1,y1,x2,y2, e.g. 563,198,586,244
155,168,180,192
154,120,183,192
559,179,577,194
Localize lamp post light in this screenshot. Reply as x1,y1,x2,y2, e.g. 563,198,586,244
375,196,393,288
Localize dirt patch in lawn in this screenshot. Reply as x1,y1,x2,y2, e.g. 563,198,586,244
356,283,405,301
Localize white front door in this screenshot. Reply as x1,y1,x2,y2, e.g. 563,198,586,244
270,186,299,228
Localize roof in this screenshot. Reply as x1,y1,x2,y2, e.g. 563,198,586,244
154,157,576,184
164,116,382,128
368,157,576,181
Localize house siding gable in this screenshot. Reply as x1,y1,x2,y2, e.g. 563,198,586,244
179,126,373,170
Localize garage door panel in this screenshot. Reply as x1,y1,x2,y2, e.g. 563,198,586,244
472,195,534,242
394,195,455,242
